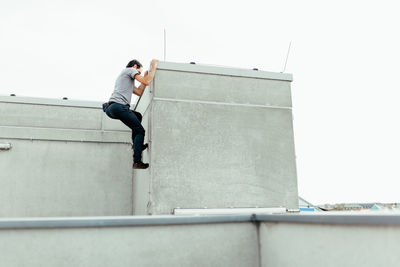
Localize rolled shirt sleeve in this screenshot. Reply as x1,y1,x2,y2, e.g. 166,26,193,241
129,69,139,79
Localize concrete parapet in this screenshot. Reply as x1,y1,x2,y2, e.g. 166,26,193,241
0,96,133,217
0,216,259,267
1,214,400,267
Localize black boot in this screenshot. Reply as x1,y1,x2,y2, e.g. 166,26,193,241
133,162,149,169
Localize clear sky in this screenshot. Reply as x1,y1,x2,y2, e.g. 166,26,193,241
1,0,399,205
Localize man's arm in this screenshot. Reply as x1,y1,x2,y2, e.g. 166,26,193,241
134,59,159,86
133,83,146,96
133,70,149,96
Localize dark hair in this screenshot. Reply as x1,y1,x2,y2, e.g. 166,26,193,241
126,59,142,68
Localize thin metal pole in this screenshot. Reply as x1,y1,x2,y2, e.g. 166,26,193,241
282,41,292,73
164,29,166,61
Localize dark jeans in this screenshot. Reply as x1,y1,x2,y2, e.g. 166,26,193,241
105,103,145,163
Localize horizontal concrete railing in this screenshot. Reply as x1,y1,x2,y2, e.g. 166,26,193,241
0,215,259,267
0,95,131,140
1,214,400,267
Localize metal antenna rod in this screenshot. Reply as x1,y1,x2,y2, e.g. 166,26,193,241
164,28,166,61
282,41,292,73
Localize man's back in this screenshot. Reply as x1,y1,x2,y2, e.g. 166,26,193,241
109,68,138,106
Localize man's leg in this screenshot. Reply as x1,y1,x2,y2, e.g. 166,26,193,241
133,111,142,122
130,110,148,152
108,104,147,166
121,112,145,163
131,110,141,148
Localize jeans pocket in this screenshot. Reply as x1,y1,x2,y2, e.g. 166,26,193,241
105,107,114,119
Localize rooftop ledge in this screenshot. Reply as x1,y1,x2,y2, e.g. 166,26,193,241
2,213,400,229
0,95,102,108
157,61,293,82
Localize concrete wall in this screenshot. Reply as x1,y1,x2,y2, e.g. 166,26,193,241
260,221,400,267
134,62,299,214
0,219,259,267
1,214,400,267
0,96,133,217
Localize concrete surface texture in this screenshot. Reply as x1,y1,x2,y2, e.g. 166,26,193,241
134,61,299,214
259,222,400,267
1,214,400,267
0,96,133,217
0,221,259,267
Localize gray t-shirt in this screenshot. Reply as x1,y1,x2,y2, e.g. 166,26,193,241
109,68,139,106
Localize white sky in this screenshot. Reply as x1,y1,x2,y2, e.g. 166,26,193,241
1,0,399,205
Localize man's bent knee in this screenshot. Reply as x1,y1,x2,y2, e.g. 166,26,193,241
138,127,145,135
133,111,142,122
133,126,145,136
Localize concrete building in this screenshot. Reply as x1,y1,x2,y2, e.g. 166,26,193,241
0,61,298,217
133,62,298,214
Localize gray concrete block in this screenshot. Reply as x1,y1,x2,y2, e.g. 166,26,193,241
0,139,133,217
0,222,259,267
133,62,298,214
259,222,400,267
0,102,102,130
148,100,298,213
154,69,292,107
